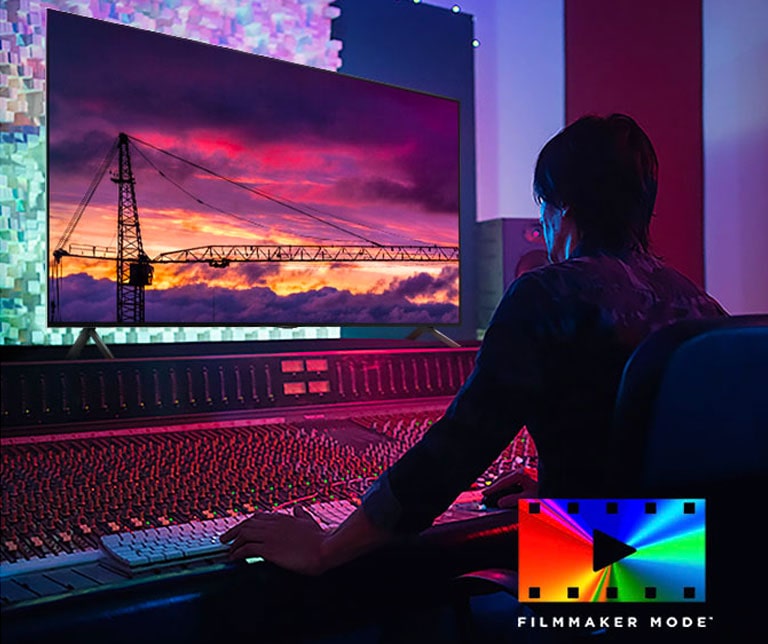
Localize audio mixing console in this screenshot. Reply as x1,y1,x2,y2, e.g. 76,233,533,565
1,342,531,642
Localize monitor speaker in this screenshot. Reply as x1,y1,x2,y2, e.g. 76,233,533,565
475,218,547,336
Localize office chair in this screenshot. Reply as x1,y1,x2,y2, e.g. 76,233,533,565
609,314,768,496
451,314,768,643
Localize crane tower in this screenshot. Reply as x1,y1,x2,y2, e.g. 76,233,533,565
111,132,153,323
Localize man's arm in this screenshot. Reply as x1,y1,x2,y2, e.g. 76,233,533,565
378,276,548,533
222,274,549,572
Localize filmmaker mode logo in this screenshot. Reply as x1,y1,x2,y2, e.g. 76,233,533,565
519,499,705,602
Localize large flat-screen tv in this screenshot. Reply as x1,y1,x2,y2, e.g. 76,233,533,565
46,10,460,328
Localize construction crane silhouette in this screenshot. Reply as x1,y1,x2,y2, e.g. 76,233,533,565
51,133,459,323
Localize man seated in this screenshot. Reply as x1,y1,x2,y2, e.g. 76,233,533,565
221,113,727,574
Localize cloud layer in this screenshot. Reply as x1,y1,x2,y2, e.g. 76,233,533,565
54,269,460,325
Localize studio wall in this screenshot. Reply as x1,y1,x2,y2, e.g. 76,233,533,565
703,0,768,314
427,0,767,311
426,0,565,222
564,0,705,286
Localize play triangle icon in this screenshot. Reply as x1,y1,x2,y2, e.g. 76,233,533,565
593,528,637,571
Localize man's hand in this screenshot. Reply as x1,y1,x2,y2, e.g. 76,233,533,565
220,506,328,576
482,469,538,509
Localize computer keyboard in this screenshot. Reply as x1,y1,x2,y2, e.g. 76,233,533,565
99,499,359,574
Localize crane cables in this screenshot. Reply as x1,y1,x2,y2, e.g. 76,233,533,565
54,137,119,254
127,134,385,247
128,140,346,244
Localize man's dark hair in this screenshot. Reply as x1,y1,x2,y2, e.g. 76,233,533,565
533,113,658,253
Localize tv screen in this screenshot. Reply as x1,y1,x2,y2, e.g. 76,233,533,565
47,10,460,328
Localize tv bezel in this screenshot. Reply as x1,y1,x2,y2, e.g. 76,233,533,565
45,9,462,329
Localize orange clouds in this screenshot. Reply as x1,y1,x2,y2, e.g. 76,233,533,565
56,258,457,309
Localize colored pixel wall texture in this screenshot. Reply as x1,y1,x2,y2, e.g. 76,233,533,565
1,0,343,345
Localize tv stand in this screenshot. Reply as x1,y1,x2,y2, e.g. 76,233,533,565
405,326,460,348
67,328,115,359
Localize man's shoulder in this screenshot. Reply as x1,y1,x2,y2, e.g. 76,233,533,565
500,251,707,311
511,253,626,293
522,252,683,287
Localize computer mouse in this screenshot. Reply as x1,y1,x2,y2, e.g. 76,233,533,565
481,483,524,509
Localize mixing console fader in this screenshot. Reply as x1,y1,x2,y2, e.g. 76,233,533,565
1,346,478,433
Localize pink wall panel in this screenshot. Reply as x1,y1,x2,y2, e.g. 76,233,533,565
565,0,703,285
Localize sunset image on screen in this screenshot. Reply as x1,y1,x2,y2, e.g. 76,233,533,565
47,11,459,326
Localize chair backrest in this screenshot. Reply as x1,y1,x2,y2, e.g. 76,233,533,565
611,314,768,496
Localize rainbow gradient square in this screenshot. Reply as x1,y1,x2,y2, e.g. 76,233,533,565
518,499,705,602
